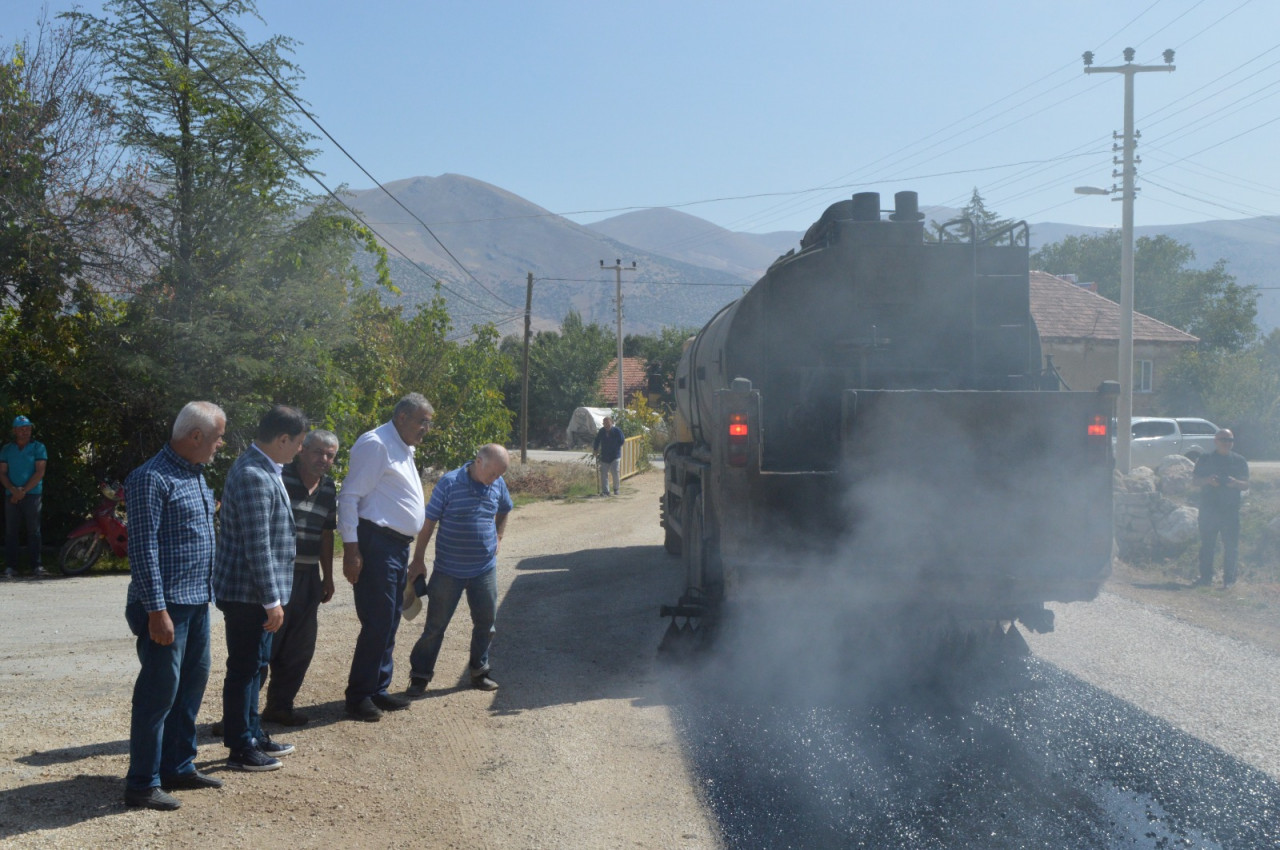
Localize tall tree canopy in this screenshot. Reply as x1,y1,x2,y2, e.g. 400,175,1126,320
63,0,372,468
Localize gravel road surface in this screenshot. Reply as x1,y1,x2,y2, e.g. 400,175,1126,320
0,471,715,849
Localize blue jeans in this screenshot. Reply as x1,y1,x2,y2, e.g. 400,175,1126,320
345,523,408,704
4,493,41,571
409,567,497,681
125,601,211,791
216,601,271,751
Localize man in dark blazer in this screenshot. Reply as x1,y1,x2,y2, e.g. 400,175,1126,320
212,405,307,771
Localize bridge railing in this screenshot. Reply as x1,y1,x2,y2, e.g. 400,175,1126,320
620,435,643,479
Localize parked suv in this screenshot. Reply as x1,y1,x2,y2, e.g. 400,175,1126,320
1126,417,1220,469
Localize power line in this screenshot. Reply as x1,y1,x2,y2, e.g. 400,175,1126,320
537,276,748,287
188,0,519,313
129,0,507,320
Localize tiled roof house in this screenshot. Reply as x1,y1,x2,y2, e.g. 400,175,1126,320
1029,270,1198,412
596,357,649,407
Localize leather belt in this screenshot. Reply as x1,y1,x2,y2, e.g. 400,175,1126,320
359,519,414,546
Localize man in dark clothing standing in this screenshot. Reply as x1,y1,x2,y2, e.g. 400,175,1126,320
593,415,625,497
262,430,339,727
1192,428,1250,588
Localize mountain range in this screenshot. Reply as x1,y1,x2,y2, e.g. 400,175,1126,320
345,174,1280,335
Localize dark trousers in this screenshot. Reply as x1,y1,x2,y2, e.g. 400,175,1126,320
267,564,322,712
4,494,41,571
125,601,211,791
345,521,408,705
217,600,272,751
1199,508,1241,583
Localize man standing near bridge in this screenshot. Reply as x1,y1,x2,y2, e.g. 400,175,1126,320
593,415,624,497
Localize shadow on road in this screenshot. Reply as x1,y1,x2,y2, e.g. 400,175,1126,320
0,775,131,838
486,544,684,715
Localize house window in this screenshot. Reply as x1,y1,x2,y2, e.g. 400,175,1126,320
1136,359,1153,393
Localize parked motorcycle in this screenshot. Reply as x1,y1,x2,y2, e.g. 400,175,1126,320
59,481,128,576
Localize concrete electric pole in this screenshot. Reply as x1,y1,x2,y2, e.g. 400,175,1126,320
599,259,636,412
1082,47,1175,474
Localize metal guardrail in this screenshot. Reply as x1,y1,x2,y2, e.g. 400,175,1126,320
620,435,643,479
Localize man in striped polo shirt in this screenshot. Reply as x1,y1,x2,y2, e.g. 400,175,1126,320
405,444,513,696
262,430,339,727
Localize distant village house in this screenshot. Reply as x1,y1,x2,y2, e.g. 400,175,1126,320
596,357,649,408
1029,270,1198,414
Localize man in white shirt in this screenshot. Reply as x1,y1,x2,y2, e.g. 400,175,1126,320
338,394,433,721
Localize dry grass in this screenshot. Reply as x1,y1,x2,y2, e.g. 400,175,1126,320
503,457,599,504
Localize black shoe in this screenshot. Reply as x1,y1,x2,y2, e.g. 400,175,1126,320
161,770,223,791
471,673,499,691
371,691,411,711
261,707,309,727
253,733,295,757
345,697,383,722
405,677,431,699
227,747,282,772
124,786,182,810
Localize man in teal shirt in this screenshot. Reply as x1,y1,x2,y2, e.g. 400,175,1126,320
1,415,48,577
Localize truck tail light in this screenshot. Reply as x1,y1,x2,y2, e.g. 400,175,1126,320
1087,413,1110,462
728,412,749,467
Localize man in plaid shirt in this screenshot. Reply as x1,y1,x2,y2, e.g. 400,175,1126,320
213,405,307,772
123,401,226,812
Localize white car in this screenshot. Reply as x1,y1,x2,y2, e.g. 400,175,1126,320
1125,417,1220,469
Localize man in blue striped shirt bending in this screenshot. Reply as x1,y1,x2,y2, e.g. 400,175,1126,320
406,444,513,697
123,401,225,811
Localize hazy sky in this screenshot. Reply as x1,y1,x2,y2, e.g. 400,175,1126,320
8,0,1280,235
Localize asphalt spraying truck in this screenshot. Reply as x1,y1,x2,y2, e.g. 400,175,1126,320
659,191,1117,647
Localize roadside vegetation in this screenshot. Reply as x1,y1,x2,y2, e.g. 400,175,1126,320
1,4,683,542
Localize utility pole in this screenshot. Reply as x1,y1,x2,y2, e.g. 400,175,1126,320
1082,47,1175,474
599,259,636,412
520,271,533,464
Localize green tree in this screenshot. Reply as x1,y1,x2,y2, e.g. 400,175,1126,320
64,0,380,473
929,187,1013,242
1032,230,1258,351
0,17,143,527
514,311,613,445
1160,341,1280,458
624,325,697,411
420,324,516,470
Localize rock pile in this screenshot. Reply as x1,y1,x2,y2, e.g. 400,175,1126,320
1113,455,1200,560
